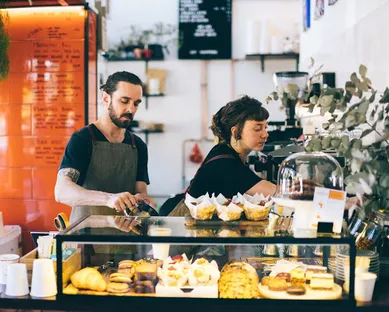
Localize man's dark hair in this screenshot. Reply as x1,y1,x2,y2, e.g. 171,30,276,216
211,95,269,142
100,71,143,95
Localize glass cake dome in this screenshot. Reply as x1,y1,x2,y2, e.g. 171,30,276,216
272,151,344,235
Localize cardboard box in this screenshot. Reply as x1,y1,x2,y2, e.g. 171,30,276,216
20,248,81,286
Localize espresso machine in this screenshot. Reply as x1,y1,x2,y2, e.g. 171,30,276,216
250,71,340,184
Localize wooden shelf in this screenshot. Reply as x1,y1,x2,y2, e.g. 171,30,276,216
244,53,300,72
143,93,165,109
105,56,164,62
132,129,164,145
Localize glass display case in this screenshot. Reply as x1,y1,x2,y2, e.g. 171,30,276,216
55,215,356,307
273,151,344,235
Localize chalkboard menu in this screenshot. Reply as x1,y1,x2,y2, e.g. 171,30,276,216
178,0,232,60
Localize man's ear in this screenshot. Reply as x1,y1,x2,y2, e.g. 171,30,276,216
102,91,110,107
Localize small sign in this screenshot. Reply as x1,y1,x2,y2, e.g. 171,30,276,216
312,187,347,233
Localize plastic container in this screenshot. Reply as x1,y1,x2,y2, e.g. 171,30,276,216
0,226,22,256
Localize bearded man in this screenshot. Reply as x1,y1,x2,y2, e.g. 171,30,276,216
55,71,152,224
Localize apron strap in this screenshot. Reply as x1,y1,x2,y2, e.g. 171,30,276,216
186,154,235,193
128,131,136,147
87,124,97,145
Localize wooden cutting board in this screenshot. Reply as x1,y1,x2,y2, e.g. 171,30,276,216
258,283,342,300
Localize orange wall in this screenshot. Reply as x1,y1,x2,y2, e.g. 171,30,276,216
0,6,95,253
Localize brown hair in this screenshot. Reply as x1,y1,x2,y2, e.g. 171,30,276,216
211,95,269,142
100,71,143,95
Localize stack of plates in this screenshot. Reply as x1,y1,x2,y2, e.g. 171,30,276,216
379,257,389,278
329,250,380,281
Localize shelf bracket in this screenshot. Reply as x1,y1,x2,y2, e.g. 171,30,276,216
260,55,265,72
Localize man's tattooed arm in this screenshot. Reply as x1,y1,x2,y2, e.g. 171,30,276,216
54,168,113,208
58,168,80,183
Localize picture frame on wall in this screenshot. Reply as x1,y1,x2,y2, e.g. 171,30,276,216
329,0,338,5
303,0,311,32
315,0,325,20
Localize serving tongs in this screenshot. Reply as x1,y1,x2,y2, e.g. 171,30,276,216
123,202,159,218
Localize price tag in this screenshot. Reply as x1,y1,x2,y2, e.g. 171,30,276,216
312,187,347,233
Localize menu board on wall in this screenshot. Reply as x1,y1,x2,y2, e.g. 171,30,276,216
178,0,232,60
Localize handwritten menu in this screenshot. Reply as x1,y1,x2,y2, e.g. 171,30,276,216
34,137,69,167
31,72,84,104
7,7,85,40
32,40,84,72
178,0,232,59
32,105,83,135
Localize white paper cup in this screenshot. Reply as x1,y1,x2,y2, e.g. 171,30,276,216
148,227,172,260
355,272,377,302
30,259,57,298
0,254,20,285
5,263,29,297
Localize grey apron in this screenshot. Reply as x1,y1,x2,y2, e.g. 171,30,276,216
70,125,138,258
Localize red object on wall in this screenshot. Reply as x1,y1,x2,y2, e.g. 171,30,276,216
0,5,98,253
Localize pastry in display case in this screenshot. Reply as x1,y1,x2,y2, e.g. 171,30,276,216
55,215,356,304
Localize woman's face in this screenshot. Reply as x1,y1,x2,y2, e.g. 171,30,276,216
239,120,269,151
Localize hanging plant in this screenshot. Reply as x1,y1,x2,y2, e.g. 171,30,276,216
0,5,10,82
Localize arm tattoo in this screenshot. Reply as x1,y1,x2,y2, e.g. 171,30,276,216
58,168,80,183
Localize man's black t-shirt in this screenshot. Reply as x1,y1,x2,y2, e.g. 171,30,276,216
59,124,150,186
188,143,261,198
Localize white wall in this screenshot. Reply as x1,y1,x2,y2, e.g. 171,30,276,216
300,0,389,91
103,0,300,201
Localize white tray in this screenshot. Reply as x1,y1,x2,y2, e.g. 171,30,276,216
155,283,218,298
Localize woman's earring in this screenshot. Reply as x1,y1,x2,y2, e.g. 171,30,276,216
234,140,238,147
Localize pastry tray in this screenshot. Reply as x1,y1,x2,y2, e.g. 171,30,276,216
184,214,269,227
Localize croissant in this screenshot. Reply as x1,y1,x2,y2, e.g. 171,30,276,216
70,267,106,292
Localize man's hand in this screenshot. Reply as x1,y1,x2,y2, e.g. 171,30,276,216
107,192,137,212
134,193,155,207
113,216,141,234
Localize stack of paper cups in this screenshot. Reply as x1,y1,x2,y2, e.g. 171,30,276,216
30,259,57,297
245,20,260,55
5,263,29,297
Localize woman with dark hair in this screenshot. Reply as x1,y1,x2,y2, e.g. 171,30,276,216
168,95,276,216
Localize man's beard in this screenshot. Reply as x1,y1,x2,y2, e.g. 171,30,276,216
108,103,133,129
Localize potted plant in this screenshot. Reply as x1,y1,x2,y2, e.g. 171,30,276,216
267,60,389,242
0,5,10,81
149,22,177,59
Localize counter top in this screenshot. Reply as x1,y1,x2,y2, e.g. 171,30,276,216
1,280,388,311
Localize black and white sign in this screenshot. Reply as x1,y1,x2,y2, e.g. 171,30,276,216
178,0,232,60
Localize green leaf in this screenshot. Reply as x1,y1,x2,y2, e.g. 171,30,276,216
265,96,272,104
341,135,350,148
331,138,341,149
333,122,345,131
272,91,279,101
329,101,336,114
369,90,377,103
345,81,356,93
380,176,389,188
350,73,360,84
308,103,315,113
379,87,389,103
351,139,362,150
320,95,334,107
360,129,374,139
310,95,318,105
378,110,384,121
385,116,389,130
285,84,298,98
359,64,367,77
322,136,332,149
322,123,330,130
282,95,289,107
